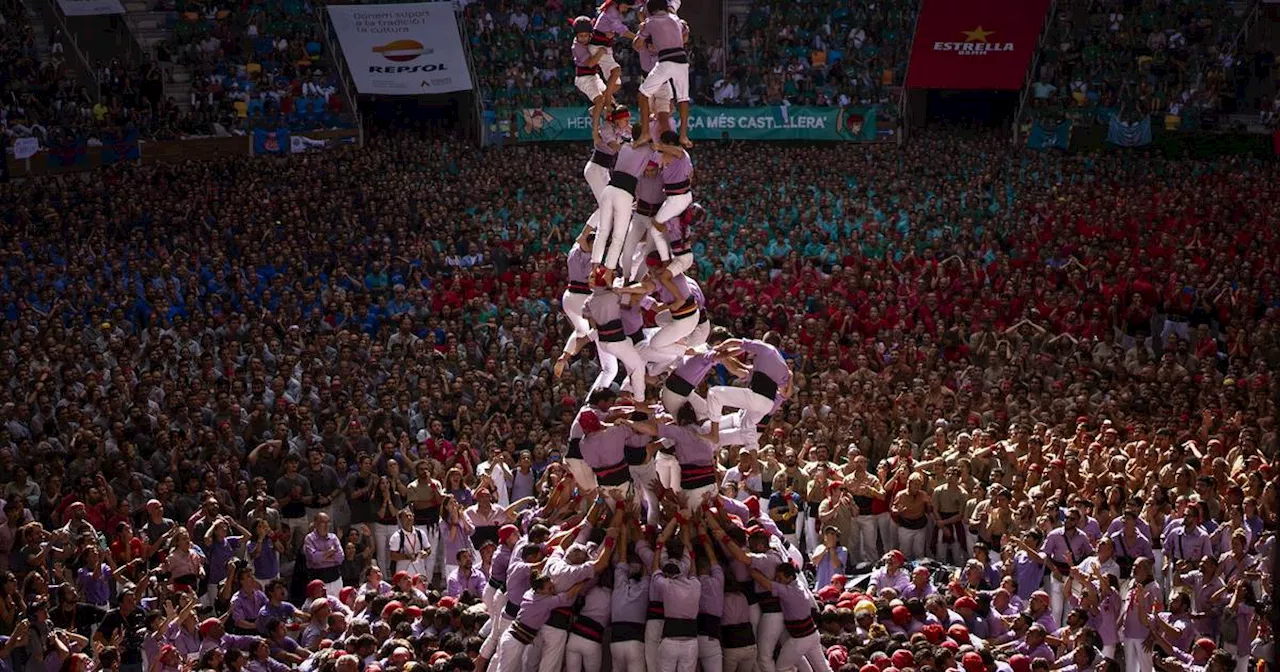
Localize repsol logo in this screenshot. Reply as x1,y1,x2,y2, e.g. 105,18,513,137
368,64,449,73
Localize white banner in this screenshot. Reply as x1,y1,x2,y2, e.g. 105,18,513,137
56,0,125,15
327,2,473,95
13,137,40,160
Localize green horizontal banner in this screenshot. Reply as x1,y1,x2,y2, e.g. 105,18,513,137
514,106,879,142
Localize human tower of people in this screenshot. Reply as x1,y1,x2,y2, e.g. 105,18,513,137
480,4,822,672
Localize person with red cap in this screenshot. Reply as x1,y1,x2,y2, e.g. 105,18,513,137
538,508,623,672
481,543,546,670
868,550,910,595
483,524,522,619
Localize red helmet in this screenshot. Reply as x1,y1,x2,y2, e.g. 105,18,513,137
680,202,706,228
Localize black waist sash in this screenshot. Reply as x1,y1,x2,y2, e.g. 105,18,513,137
589,31,614,47
664,180,691,195
721,622,755,648
680,463,716,490
598,319,626,342
609,172,639,195
590,150,616,169
749,372,778,399
663,617,697,638
505,599,521,619
567,437,583,460
665,374,695,396
511,621,538,644
647,600,665,620
899,514,927,530
671,301,698,319
571,614,606,642
658,47,688,64
784,616,817,638
567,280,591,295
612,621,645,642
596,459,630,487
636,199,661,217
697,614,721,639
624,445,649,466
758,593,781,613
547,606,573,630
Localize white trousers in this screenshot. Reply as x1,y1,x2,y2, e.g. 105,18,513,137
661,388,707,420
594,186,636,269
482,585,506,623
875,512,896,555
374,522,397,572
566,457,599,491
754,612,784,672
495,631,530,672
698,635,723,672
640,60,690,103
777,632,830,672
1123,638,1153,672
589,336,621,394
655,451,681,491
481,611,513,659
1050,575,1068,626
854,514,879,564
576,74,606,102
563,291,592,343
623,212,654,282
659,637,698,672
538,626,570,672
723,645,757,672
645,620,664,672
708,386,774,429
601,337,648,399
565,634,604,672
641,315,699,371
611,640,646,672
897,525,927,560
585,161,611,204
414,524,441,585
655,193,692,231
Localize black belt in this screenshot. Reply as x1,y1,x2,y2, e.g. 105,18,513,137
636,199,661,217
899,515,927,530
663,617,697,638
624,445,648,466
596,459,630,487
547,607,573,630
567,281,591,295
672,302,698,319
590,150,616,169
598,319,626,342
721,622,754,648
671,240,692,255
749,372,779,399
697,614,721,639
664,180,691,195
589,31,614,47
609,172,639,195
488,577,506,591
647,600,665,620
310,565,341,583
612,621,645,642
577,66,599,76
511,621,538,645
567,437,583,460
658,47,688,63
505,599,521,619
853,495,874,515
665,374,695,397
784,616,817,638
570,614,606,642
742,580,759,605
680,463,716,490
758,594,781,613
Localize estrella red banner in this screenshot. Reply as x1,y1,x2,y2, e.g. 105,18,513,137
905,0,1051,90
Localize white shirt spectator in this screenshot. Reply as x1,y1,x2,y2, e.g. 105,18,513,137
509,10,529,32
848,27,866,49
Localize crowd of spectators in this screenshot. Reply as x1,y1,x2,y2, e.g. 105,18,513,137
0,125,1274,672
163,0,348,135
1024,0,1264,131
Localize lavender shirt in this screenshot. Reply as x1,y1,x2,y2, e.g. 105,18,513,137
231,589,269,624
1122,580,1163,640
491,543,515,583
303,532,344,570
771,579,816,621
580,583,613,625
567,245,592,285
572,42,594,71
1041,527,1094,567
515,590,576,631
698,565,724,617
613,144,653,180
447,566,487,598
587,290,622,324
671,351,716,388
660,152,692,193
612,565,650,624
593,6,628,39
76,564,112,605
1165,525,1212,563
637,169,665,207
653,572,701,621
658,423,714,466
1109,529,1154,561
722,591,751,626
637,13,683,52
742,340,790,388
581,424,634,470
621,301,646,335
